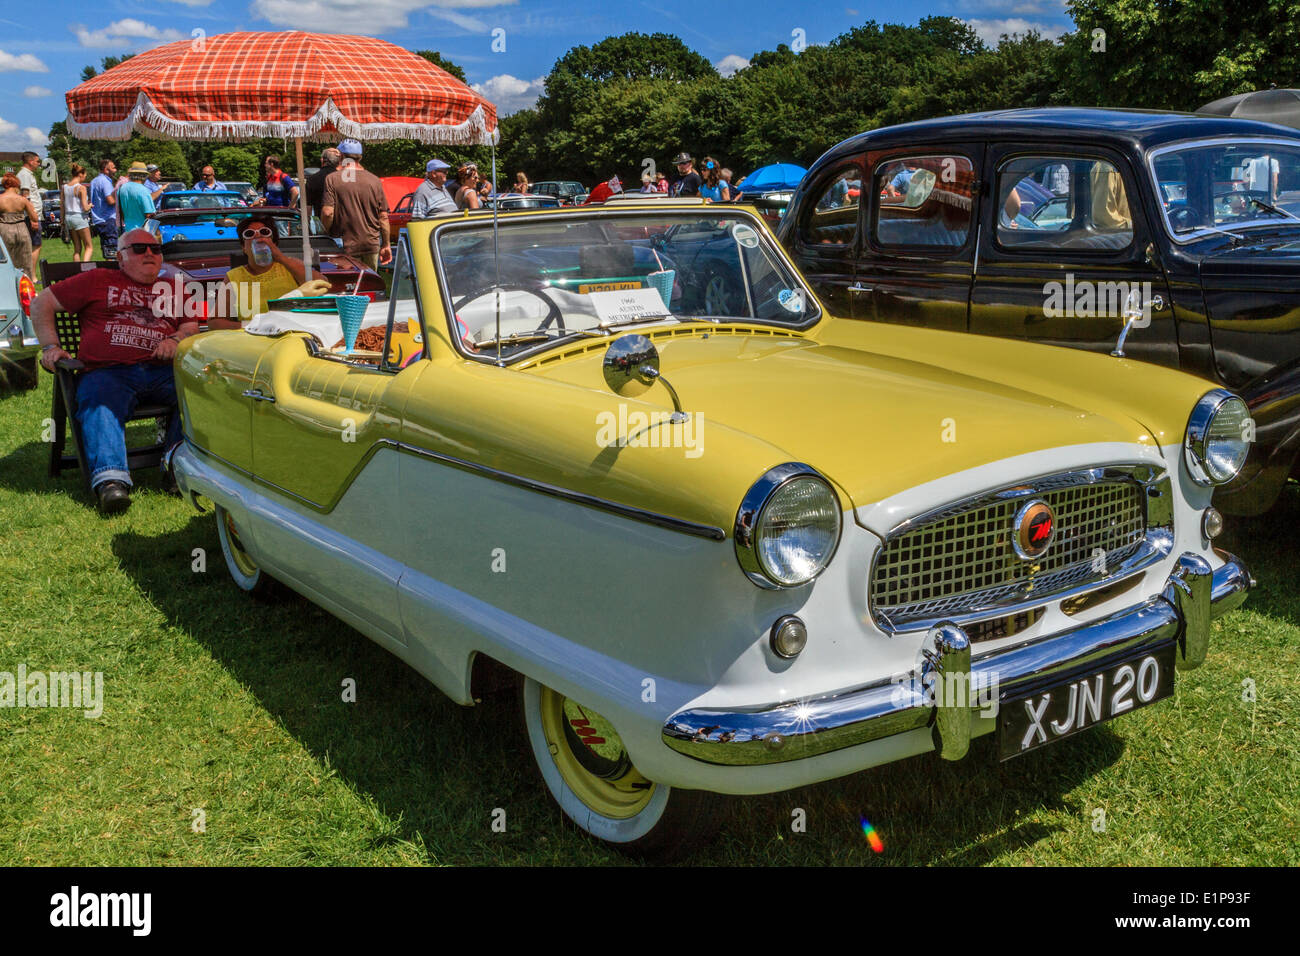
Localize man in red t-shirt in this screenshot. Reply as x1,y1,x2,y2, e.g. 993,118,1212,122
31,228,198,514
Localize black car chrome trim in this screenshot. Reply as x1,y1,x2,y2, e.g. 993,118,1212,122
185,436,725,541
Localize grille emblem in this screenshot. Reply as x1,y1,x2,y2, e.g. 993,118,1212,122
1013,499,1056,560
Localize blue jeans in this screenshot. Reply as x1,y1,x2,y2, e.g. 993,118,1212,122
75,364,180,490
92,218,118,258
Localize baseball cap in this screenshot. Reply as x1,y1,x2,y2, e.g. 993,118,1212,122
337,139,363,157
146,164,159,173
426,158,450,172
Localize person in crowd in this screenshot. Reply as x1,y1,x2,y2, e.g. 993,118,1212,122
655,171,669,193
117,162,156,233
193,165,226,192
30,229,198,514
210,215,328,328
89,158,119,259
0,173,38,279
321,140,391,270
62,163,94,263
1090,161,1131,229
146,164,168,208
699,157,729,202
514,171,531,194
671,152,701,197
640,171,657,193
258,155,298,207
410,158,457,218
454,164,482,210
886,163,916,199
17,151,42,267
720,168,734,198
305,147,341,222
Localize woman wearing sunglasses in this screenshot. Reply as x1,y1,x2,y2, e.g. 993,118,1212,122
209,215,327,329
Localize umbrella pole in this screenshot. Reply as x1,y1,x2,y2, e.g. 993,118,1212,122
295,137,312,275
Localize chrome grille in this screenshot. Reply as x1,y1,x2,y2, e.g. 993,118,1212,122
873,479,1147,630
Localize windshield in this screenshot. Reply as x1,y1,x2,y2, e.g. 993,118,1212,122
435,211,818,361
159,192,248,211
1150,139,1300,241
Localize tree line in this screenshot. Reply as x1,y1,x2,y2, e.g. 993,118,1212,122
45,1,1297,189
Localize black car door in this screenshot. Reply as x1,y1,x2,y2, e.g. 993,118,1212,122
969,144,1177,367
857,145,982,332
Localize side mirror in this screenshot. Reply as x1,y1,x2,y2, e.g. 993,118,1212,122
602,334,687,422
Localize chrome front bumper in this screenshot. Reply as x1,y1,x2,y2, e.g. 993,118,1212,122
663,550,1252,767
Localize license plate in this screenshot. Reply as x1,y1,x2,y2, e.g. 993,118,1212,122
578,281,641,293
998,643,1175,760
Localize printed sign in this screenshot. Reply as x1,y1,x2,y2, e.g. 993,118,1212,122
590,287,671,326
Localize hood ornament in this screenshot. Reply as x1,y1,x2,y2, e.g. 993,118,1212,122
603,334,688,424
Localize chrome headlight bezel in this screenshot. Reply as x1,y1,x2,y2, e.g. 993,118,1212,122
1185,389,1251,486
735,463,842,589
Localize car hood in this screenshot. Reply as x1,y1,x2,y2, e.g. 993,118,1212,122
525,324,1173,508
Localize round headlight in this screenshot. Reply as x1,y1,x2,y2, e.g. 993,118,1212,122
1185,390,1251,486
735,463,842,588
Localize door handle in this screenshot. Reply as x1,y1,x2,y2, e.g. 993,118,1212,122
242,388,276,404
849,283,873,294
1149,295,1165,312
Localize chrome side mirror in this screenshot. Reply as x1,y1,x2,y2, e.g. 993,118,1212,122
603,334,687,423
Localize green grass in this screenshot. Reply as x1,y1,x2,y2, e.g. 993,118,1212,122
2,239,1297,865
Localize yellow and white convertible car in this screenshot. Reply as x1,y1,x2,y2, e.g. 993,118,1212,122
169,197,1252,858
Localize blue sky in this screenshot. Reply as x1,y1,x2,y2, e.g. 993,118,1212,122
0,0,1073,154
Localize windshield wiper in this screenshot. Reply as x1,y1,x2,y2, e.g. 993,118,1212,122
1249,197,1300,223
473,328,560,348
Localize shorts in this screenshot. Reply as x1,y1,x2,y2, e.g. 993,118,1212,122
66,212,89,231
29,224,41,249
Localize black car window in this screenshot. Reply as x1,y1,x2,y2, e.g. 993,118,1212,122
873,156,974,249
996,156,1133,252
801,165,862,247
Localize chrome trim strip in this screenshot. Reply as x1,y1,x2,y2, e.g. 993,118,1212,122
183,436,726,541
869,464,1173,633
662,549,1251,766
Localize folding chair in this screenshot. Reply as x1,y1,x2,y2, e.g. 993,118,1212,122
40,260,175,492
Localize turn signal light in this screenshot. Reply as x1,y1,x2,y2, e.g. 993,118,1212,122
18,275,35,316
770,615,808,659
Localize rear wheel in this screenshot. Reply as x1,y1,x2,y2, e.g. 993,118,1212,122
521,678,721,860
214,505,280,598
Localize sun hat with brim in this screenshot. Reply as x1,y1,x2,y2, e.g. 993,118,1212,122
127,161,149,177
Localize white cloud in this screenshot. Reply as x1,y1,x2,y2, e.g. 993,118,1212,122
715,54,749,78
0,116,47,152
470,73,543,116
72,18,188,49
0,116,16,136
162,0,214,6
23,127,47,146
954,0,1068,13
964,17,1066,45
0,49,49,73
250,0,513,35
23,85,52,98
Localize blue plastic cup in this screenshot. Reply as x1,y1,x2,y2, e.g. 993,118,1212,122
335,295,368,352
647,269,675,310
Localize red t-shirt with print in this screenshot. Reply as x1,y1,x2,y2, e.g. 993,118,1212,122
51,269,182,370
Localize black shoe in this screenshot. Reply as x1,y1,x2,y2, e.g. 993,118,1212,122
95,480,131,515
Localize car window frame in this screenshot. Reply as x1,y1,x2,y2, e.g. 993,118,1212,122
795,159,866,256
866,150,979,257
429,207,824,366
379,232,429,374
988,147,1140,260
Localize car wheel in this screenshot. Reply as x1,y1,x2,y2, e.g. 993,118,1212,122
214,505,280,598
521,677,721,860
703,269,743,316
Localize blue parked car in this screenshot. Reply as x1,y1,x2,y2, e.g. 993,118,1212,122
152,190,249,243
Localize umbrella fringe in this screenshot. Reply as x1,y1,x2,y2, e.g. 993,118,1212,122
67,92,499,145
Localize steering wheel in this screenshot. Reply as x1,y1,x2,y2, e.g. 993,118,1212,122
452,283,566,335
1167,206,1199,231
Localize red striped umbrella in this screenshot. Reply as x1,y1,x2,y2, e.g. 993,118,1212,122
65,31,497,145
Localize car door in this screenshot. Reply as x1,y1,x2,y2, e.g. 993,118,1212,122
244,247,423,639
857,146,981,332
786,157,868,318
969,146,1177,366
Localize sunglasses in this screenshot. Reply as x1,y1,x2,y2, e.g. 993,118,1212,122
241,226,274,239
127,242,162,254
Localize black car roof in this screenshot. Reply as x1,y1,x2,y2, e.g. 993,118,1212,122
815,107,1300,167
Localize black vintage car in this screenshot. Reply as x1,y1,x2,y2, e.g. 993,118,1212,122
780,107,1300,515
